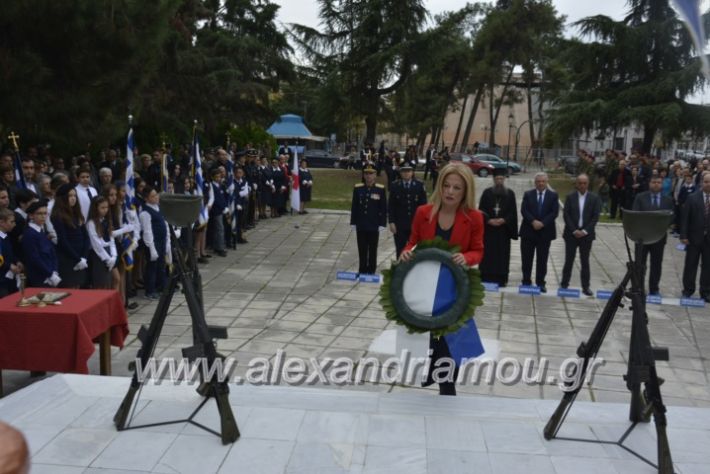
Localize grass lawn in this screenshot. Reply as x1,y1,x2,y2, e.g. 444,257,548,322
309,168,390,211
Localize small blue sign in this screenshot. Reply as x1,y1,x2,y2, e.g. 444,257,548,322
646,294,662,305
359,274,381,284
596,290,613,300
680,297,706,308
518,285,541,295
482,282,500,292
336,271,358,281
558,288,580,298
676,243,687,251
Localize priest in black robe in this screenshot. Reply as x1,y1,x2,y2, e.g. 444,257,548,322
478,168,518,286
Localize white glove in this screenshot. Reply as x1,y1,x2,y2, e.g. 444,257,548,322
49,231,58,245
237,204,243,211
223,207,229,215
281,186,286,191
73,258,88,271
378,226,386,233
45,271,61,287
253,184,258,191
106,257,116,269
150,249,158,262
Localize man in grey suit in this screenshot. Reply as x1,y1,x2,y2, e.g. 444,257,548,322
632,175,674,295
560,174,601,295
680,172,710,301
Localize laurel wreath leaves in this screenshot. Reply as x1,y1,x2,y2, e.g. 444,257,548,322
379,237,485,337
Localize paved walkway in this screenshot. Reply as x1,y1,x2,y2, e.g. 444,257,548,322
3,173,709,409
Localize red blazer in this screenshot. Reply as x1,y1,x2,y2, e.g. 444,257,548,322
403,204,484,266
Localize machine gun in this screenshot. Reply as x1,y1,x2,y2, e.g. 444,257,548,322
114,194,239,444
543,209,674,474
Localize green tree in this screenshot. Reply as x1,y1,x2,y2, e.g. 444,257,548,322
548,0,710,152
291,0,428,144
0,0,178,152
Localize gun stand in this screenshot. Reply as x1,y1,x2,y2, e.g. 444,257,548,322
114,195,239,444
543,209,674,474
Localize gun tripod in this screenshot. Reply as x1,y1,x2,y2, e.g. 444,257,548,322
113,227,239,444
543,237,674,473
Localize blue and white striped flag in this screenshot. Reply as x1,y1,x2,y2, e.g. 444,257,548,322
192,133,209,227
403,260,485,365
125,128,135,209
672,0,710,79
225,155,237,234
13,150,26,190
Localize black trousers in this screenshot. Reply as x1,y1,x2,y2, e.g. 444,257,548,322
609,188,625,219
561,236,593,289
636,241,665,295
393,229,411,258
683,234,710,297
356,230,379,274
423,335,458,396
520,236,552,286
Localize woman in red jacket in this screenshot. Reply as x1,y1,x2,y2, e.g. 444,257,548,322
401,162,485,395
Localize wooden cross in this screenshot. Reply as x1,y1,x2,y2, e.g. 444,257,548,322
7,132,20,151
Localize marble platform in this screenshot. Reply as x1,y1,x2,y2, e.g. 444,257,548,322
1,374,709,473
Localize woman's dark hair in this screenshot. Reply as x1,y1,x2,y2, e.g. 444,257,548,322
88,196,112,239
101,183,121,228
52,187,84,228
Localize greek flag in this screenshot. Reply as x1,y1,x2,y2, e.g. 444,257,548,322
403,260,485,365
225,154,236,234
192,133,209,227
672,0,710,79
125,128,135,209
13,149,26,190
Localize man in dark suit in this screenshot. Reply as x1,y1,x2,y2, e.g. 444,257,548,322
632,175,674,295
351,164,387,275
680,172,710,301
388,164,427,257
519,172,559,292
560,174,601,295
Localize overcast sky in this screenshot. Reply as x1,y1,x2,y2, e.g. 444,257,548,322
272,0,628,35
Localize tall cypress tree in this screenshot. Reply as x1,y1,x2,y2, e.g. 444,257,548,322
548,0,710,152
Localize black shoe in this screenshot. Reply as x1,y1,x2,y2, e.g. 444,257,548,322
702,294,710,303
204,254,213,258
539,285,547,293
682,290,693,298
560,283,569,289
126,301,139,310
198,257,209,264
582,288,593,296
216,250,227,257
522,281,532,287
237,238,248,244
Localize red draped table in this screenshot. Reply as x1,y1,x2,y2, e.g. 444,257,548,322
0,289,129,396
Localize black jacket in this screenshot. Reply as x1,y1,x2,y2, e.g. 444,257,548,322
562,191,601,240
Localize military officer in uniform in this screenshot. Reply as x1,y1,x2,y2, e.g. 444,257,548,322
351,164,387,275
388,163,427,257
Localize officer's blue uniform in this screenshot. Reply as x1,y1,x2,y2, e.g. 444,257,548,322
388,178,427,257
350,180,387,275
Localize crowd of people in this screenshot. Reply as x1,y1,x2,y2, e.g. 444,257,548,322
352,149,710,306
0,143,313,306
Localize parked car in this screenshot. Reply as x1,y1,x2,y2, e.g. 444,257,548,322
303,149,342,168
558,155,579,175
449,153,496,177
474,153,522,175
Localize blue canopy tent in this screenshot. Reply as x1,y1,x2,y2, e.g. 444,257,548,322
267,114,328,157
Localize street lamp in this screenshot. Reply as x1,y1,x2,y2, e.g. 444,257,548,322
506,113,515,165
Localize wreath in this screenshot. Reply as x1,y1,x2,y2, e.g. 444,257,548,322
379,237,485,337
